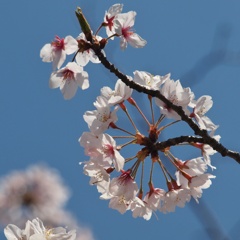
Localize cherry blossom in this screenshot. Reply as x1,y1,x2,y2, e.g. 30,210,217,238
114,11,147,50
130,197,152,220
109,170,138,201
160,189,191,213
40,35,78,69
190,95,218,131
79,132,101,158
109,196,129,214
75,33,101,67
4,218,76,240
175,157,216,202
49,62,89,100
144,188,165,211
83,161,110,194
4,224,26,240
133,71,170,90
100,78,133,105
192,135,221,170
103,4,123,38
155,78,191,120
83,96,119,135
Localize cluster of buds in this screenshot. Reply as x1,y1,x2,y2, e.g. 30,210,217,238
39,3,227,220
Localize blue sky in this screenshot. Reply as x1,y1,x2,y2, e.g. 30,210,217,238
1,0,240,239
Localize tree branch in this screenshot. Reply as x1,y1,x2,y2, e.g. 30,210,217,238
90,43,240,164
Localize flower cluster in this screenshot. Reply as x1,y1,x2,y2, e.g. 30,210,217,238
40,4,146,100
39,3,221,220
4,218,76,240
79,71,219,220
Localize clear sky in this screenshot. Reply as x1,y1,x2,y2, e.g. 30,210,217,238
1,0,240,239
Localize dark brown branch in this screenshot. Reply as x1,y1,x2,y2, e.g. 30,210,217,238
155,136,205,150
90,44,240,164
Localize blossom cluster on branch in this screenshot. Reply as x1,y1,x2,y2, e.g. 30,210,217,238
37,2,240,222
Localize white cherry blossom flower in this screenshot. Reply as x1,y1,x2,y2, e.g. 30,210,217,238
155,78,191,120
83,96,119,135
4,218,77,240
104,4,123,38
97,133,125,171
100,78,132,105
130,197,152,220
109,196,129,214
192,135,220,170
40,35,78,69
79,132,101,158
133,71,170,90
49,62,89,100
109,170,138,201
160,189,191,213
75,33,101,67
4,224,26,240
176,157,208,176
30,218,76,240
114,11,147,50
175,158,216,202
144,188,165,211
83,161,110,194
189,174,216,189
190,95,218,131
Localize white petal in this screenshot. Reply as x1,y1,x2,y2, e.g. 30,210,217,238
75,71,89,90
64,35,78,54
120,36,127,50
49,72,63,89
60,81,78,100
127,33,147,48
40,43,53,62
52,50,66,69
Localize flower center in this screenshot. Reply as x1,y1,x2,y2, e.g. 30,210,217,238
122,26,133,39
62,69,74,80
106,16,115,31
51,36,65,50
103,144,114,157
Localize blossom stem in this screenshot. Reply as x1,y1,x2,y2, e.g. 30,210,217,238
71,50,79,62
164,151,181,170
110,123,135,136
155,114,165,128
95,23,104,36
106,33,119,41
148,95,155,125
156,158,169,183
131,159,141,179
158,120,180,133
120,103,139,133
127,97,151,126
112,135,135,139
165,151,192,179
138,161,145,198
118,139,136,149
125,155,137,163
148,160,154,185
